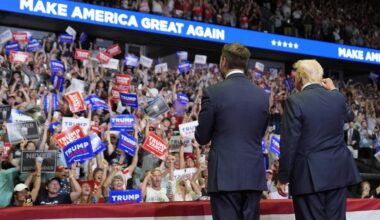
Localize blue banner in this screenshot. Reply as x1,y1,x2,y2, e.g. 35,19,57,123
177,61,192,74
120,93,138,109
51,73,65,92
177,93,189,106
26,40,41,52
269,135,280,157
44,93,60,113
89,133,106,155
63,136,93,165
79,32,87,43
110,115,135,131
50,60,65,73
1,0,380,65
84,95,109,111
59,33,74,44
118,131,137,157
109,189,142,203
5,41,19,55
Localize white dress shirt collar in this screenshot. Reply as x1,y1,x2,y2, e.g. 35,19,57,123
301,82,320,91
225,69,244,79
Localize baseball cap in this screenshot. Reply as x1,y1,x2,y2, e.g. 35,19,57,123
14,183,29,192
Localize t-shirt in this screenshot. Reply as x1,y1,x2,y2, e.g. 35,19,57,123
34,193,72,205
145,187,169,202
0,168,17,207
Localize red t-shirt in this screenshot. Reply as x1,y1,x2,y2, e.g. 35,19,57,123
193,5,203,17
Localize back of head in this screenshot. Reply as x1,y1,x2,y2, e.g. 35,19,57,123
293,59,323,85
221,43,251,71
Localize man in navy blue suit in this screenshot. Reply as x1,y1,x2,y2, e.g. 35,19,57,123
277,59,361,220
195,43,269,220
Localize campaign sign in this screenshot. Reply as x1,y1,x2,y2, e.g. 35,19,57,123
169,135,181,153
125,55,139,67
79,32,87,44
96,50,111,64
54,124,85,148
0,29,12,45
107,44,121,56
21,150,57,173
63,136,93,165
43,93,60,113
177,93,189,106
176,51,188,61
142,132,168,160
179,121,199,139
9,109,34,123
62,117,91,135
139,55,153,68
110,87,128,101
270,135,280,157
102,58,119,70
89,133,106,155
118,131,137,157
9,51,29,64
120,93,138,109
84,95,109,111
194,55,207,64
154,63,168,74
177,61,192,74
26,40,41,52
5,42,20,55
6,121,39,144
50,60,65,73
0,105,11,123
109,189,142,203
173,168,197,181
110,115,135,131
51,73,65,92
12,32,28,42
59,34,74,44
65,26,77,38
143,96,170,118
115,74,132,87
49,121,60,134
64,91,86,113
74,49,90,60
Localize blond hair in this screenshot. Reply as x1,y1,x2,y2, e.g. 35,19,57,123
293,59,323,84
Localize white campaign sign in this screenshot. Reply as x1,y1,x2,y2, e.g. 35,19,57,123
102,58,119,70
0,29,12,45
179,121,198,139
62,117,91,134
139,55,153,68
65,26,77,38
255,62,265,72
154,63,168,73
194,55,207,64
173,168,197,181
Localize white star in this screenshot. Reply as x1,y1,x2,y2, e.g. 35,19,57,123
288,42,293,48
277,40,282,46
283,42,288,47
294,43,299,49
271,40,276,46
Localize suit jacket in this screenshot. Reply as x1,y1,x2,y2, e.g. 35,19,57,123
279,84,361,196
344,128,361,149
195,73,270,193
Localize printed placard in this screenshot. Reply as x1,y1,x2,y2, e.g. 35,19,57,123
64,91,86,113
142,132,168,160
12,32,28,42
50,60,65,73
176,51,188,61
177,61,192,74
107,44,121,56
84,95,109,111
194,55,207,64
102,58,119,70
54,124,85,148
125,55,139,67
4,42,19,55
139,55,153,68
255,62,265,72
96,51,111,64
269,135,280,157
65,26,77,38
74,49,90,61
154,63,168,74
26,40,41,52
120,93,138,109
177,93,189,106
0,105,11,123
115,74,132,86
79,32,87,44
110,87,128,102
179,121,199,139
173,168,197,181
89,133,106,155
9,51,29,64
110,115,135,131
63,136,93,165
109,189,142,203
59,34,73,44
21,150,57,173
118,131,137,157
9,109,34,123
43,93,60,113
0,29,12,44
62,117,91,135
51,73,65,92
143,96,169,118
169,135,181,153
6,121,39,144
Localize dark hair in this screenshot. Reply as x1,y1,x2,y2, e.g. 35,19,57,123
221,43,251,70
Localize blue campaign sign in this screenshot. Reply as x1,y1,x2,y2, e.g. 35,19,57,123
44,93,60,113
26,40,41,52
125,54,139,67
269,135,280,157
120,92,138,109
89,133,106,155
177,61,192,74
5,42,20,55
50,60,65,73
79,32,87,43
110,115,135,131
51,73,65,92
1,0,380,65
59,33,74,44
84,95,109,111
177,93,189,106
118,131,137,157
49,121,60,134
63,136,93,165
109,189,142,203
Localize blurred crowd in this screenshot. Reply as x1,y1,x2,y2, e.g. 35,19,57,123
0,26,379,209
72,0,380,49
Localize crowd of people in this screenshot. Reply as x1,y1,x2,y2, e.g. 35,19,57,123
0,25,379,209
72,0,380,49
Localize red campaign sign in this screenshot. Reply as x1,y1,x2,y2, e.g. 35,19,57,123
9,51,29,64
115,74,132,86
107,44,121,57
143,132,168,160
54,124,85,148
74,49,90,61
12,32,28,42
64,91,87,113
1,143,12,160
110,87,128,101
96,51,111,64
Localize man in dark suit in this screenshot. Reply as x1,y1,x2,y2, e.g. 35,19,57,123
277,59,361,220
195,43,269,220
344,122,361,150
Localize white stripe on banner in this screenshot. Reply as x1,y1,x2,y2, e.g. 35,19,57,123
33,210,380,220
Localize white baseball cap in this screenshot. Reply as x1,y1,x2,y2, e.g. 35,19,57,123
14,183,29,192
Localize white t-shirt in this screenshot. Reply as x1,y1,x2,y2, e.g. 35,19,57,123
145,187,169,202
